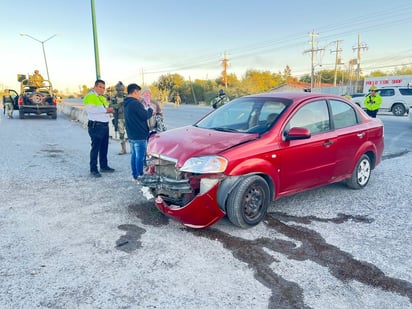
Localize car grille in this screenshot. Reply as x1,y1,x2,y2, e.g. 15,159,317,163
143,155,195,206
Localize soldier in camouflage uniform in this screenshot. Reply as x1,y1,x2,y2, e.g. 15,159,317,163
211,89,229,109
110,81,127,155
3,89,14,119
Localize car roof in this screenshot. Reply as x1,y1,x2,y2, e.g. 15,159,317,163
242,92,346,101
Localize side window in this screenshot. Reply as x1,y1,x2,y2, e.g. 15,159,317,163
399,88,412,96
330,100,358,129
287,100,329,134
379,89,394,97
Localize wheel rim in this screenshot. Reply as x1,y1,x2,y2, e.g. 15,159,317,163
357,158,371,186
393,105,405,116
242,184,264,221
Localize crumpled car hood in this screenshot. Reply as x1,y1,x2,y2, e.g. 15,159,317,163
147,126,257,166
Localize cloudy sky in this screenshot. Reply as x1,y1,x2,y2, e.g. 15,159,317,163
1,0,412,92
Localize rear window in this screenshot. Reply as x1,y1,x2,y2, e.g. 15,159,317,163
399,88,412,96
330,100,358,129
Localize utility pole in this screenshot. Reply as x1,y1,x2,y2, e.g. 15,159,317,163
304,30,323,90
352,33,368,93
189,76,197,104
220,51,229,89
330,40,343,86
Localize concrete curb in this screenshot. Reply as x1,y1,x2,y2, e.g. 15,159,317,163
57,101,88,126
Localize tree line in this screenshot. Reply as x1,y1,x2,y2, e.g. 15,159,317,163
5,65,411,106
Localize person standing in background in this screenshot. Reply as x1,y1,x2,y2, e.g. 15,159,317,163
123,84,153,182
84,79,115,178
212,89,229,109
110,81,127,155
142,88,166,135
174,92,181,108
3,89,14,119
364,85,382,118
30,69,44,87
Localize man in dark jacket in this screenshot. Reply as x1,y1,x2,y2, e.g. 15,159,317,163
123,83,153,182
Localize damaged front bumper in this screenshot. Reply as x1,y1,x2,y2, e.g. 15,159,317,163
140,175,225,228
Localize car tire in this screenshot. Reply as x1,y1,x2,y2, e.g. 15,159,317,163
346,154,371,189
392,103,406,116
226,175,270,228
19,110,25,119
51,112,57,119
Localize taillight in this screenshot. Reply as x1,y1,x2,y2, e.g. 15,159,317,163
18,97,23,105
53,98,57,106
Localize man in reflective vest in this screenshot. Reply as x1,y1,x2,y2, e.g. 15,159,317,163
84,79,115,178
364,85,382,118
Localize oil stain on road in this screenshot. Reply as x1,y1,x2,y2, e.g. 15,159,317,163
123,203,412,308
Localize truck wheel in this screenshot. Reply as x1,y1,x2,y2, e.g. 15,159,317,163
19,110,25,119
392,103,405,116
226,175,270,228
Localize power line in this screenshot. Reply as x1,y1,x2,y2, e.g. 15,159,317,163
137,4,412,79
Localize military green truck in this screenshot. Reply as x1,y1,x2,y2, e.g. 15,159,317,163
13,72,57,119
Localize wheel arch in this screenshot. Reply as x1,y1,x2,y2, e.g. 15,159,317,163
216,172,275,213
350,147,377,174
365,150,376,169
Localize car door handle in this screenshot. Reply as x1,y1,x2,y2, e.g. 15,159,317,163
323,140,334,147
357,132,366,138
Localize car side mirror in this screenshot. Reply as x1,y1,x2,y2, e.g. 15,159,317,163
284,127,311,141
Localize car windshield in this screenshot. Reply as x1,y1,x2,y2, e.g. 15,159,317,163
195,97,290,133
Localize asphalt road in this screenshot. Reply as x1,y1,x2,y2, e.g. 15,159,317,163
0,105,411,309
378,114,412,154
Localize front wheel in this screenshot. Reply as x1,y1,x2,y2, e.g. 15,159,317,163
392,103,406,116
346,154,371,189
226,175,270,228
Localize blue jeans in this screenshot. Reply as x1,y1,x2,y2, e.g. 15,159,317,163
129,139,147,179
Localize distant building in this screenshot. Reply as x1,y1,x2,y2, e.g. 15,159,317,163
271,81,352,96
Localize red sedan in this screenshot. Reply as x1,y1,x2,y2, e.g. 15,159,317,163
141,93,384,228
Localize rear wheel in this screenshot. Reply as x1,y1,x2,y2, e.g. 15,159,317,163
392,103,406,116
346,154,371,189
226,175,270,228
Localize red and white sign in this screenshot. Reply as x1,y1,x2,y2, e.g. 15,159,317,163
363,75,412,91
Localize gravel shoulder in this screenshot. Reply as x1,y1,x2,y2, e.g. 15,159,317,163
0,109,411,309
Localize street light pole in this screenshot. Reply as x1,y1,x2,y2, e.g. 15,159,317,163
90,0,101,80
20,33,58,83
